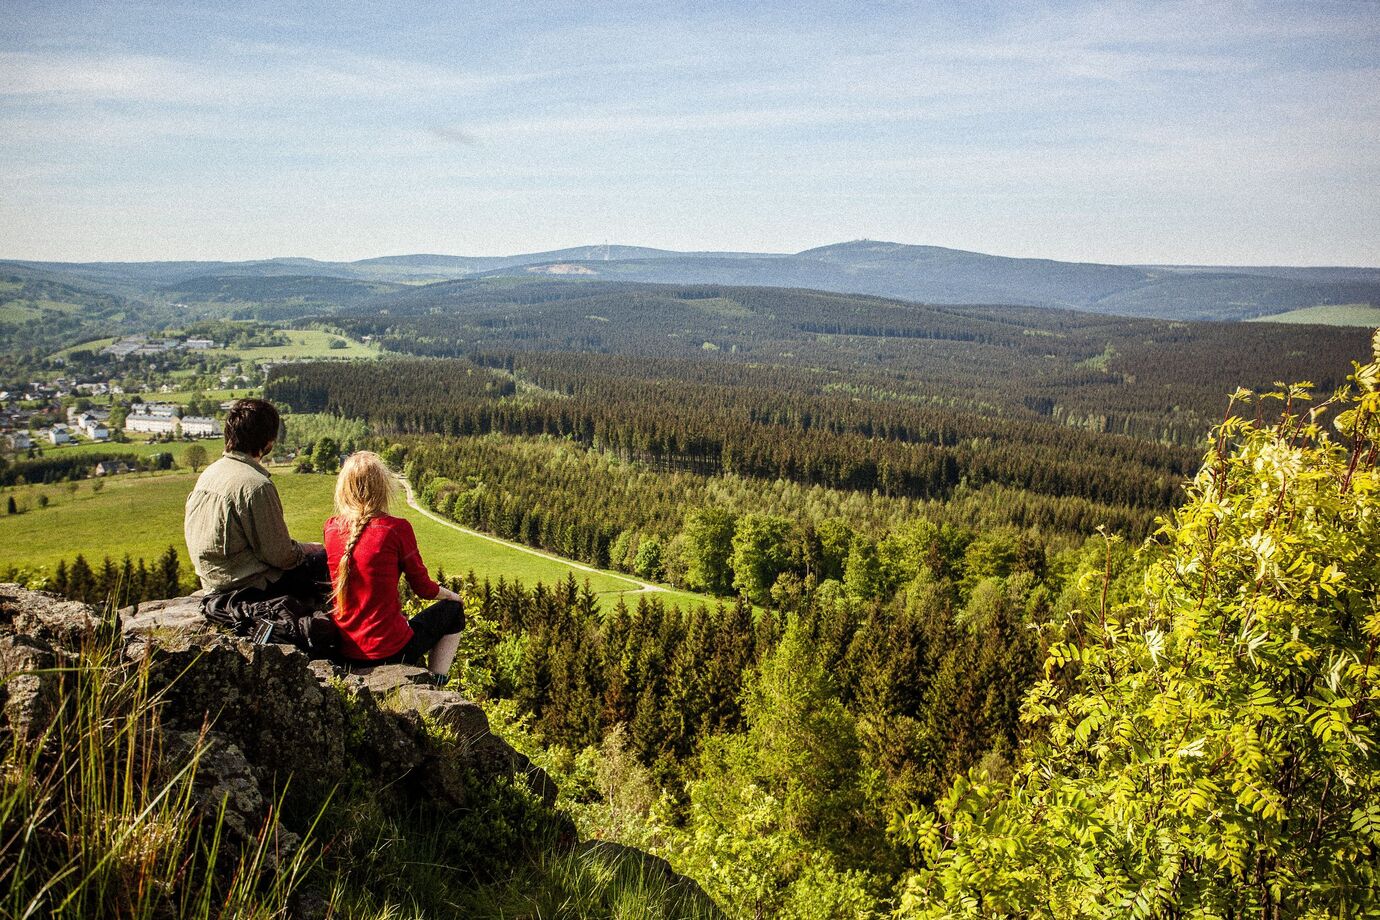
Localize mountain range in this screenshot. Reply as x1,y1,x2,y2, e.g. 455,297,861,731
5,240,1379,324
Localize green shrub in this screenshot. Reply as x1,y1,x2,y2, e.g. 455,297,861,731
895,339,1380,916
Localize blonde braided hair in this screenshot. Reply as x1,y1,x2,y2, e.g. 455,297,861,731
332,450,396,611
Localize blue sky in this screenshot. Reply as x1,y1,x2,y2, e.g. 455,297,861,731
1,0,1376,264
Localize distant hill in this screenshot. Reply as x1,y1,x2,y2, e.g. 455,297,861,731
0,262,138,355
8,241,1378,322
159,274,407,320
478,241,1380,322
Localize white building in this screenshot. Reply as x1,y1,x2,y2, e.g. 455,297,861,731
69,408,111,425
130,402,178,418
6,432,31,451
180,416,221,438
125,414,178,435
82,421,110,441
46,426,72,445
184,338,216,350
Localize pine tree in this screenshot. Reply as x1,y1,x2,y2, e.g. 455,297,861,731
96,556,118,606
156,546,181,598
67,555,95,603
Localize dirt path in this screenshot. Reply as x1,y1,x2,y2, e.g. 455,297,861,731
397,476,665,595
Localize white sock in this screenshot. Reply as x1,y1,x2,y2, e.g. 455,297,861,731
428,632,461,677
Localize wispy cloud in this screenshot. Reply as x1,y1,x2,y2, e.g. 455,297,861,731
0,0,1375,263
0,47,543,105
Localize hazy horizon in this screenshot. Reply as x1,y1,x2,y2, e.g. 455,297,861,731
4,237,1379,271
2,0,1377,266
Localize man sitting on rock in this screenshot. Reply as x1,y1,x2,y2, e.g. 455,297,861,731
185,398,330,619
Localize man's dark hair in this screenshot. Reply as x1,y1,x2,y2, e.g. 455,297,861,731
224,398,281,457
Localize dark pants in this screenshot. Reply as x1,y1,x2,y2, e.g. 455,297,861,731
347,599,465,667
235,548,331,609
199,548,335,651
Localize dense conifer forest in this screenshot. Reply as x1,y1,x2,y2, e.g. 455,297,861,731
254,285,1380,915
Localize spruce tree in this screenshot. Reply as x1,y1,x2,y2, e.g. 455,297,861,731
156,546,181,598
68,555,95,603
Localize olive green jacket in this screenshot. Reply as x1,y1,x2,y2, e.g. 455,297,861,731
184,451,306,592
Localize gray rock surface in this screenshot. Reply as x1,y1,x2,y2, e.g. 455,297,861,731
164,728,302,860
121,592,205,636
0,582,112,647
1,584,710,909
0,633,58,742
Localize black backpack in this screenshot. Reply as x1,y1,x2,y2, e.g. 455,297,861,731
200,589,342,658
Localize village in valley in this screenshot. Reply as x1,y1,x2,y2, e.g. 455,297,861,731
0,332,238,480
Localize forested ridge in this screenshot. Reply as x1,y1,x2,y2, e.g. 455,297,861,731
268,355,1196,510
330,280,1364,445
12,240,1380,322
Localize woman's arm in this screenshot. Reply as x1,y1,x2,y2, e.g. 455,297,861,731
395,520,441,600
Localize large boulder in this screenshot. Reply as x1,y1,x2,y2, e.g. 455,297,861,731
116,589,560,812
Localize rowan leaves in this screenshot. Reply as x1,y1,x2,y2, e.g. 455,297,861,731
898,344,1380,918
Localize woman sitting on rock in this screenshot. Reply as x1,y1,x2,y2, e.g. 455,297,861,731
325,450,464,686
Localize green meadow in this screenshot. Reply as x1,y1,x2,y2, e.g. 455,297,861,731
221,329,381,361
28,437,226,462
50,336,118,357
0,468,712,611
1247,303,1380,327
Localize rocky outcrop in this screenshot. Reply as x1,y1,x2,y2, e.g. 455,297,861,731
0,584,719,914
121,593,561,819
0,584,113,743
0,587,560,849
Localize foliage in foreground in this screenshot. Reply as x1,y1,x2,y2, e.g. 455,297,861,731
895,339,1380,916
0,639,313,919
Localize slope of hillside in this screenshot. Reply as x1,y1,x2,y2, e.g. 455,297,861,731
0,263,143,355
0,584,722,918
474,241,1380,320
158,274,408,320
328,278,1366,456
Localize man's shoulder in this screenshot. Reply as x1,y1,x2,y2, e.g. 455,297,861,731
196,454,274,495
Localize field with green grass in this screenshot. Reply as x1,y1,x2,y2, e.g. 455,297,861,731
30,437,225,462
0,468,712,611
222,329,381,361
134,388,248,405
50,336,118,356
1247,303,1380,327
0,303,41,323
